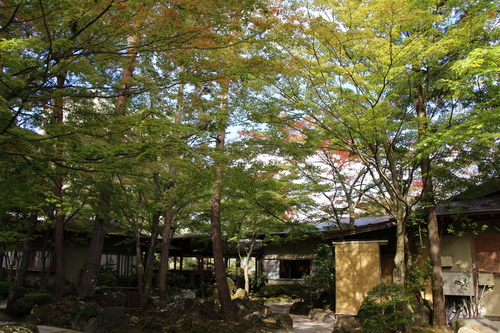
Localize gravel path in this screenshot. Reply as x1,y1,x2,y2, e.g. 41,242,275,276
268,303,335,333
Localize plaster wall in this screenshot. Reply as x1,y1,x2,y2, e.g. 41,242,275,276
64,244,88,283
441,233,473,272
440,230,500,317
335,241,381,315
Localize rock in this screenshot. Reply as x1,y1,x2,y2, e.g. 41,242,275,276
232,298,265,317
289,301,312,315
334,314,360,331
179,300,220,325
410,303,432,327
94,290,126,308
26,301,79,328
84,306,129,333
227,278,236,294
232,288,248,300
243,313,265,326
458,328,482,333
451,318,499,333
0,323,38,333
309,308,336,323
267,313,293,332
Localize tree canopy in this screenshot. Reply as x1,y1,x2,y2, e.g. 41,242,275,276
0,0,498,324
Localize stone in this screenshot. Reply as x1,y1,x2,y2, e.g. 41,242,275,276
309,308,336,323
232,298,265,317
289,301,312,315
410,303,432,327
84,306,129,333
244,313,265,326
0,323,38,333
451,318,499,333
267,313,293,332
227,278,236,294
334,314,360,331
232,288,248,300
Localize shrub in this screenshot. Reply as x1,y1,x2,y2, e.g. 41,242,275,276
249,274,268,292
359,282,412,333
0,282,8,296
0,282,29,296
10,292,54,317
96,272,118,287
302,243,335,308
259,284,307,299
78,302,99,321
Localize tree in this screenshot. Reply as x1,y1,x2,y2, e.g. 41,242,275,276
219,152,315,293
254,0,498,327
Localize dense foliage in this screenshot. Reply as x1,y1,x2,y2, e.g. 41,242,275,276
0,0,498,324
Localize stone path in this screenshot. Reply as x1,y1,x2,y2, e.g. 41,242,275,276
268,303,335,333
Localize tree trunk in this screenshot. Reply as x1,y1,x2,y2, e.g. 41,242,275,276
158,200,174,300
211,163,234,322
134,230,145,306
393,214,406,285
80,187,109,298
415,83,446,327
15,213,37,287
53,74,66,298
142,213,159,305
210,113,234,321
158,77,183,300
116,35,137,116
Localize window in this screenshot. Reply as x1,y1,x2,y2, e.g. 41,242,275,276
32,250,52,270
1,249,53,271
279,259,311,279
1,251,19,269
263,258,312,280
101,253,137,277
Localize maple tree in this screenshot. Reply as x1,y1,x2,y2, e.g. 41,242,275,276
1,0,498,326
249,0,499,327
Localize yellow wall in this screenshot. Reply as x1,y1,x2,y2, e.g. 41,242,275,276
335,241,382,315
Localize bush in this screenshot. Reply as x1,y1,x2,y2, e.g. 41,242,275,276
302,243,335,309
0,282,29,296
249,274,268,292
9,292,54,317
96,272,118,287
359,282,412,333
259,284,307,299
78,302,99,321
0,282,8,296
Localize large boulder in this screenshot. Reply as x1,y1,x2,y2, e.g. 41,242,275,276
451,318,499,333
309,308,336,323
84,306,129,333
410,303,432,327
289,301,312,315
266,313,293,332
232,298,265,317
334,314,360,331
232,288,248,300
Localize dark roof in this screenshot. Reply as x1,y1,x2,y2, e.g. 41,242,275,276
321,216,396,240
436,194,500,216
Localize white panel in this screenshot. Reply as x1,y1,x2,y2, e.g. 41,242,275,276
441,256,453,267
478,273,495,286
263,259,280,279
443,271,473,296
